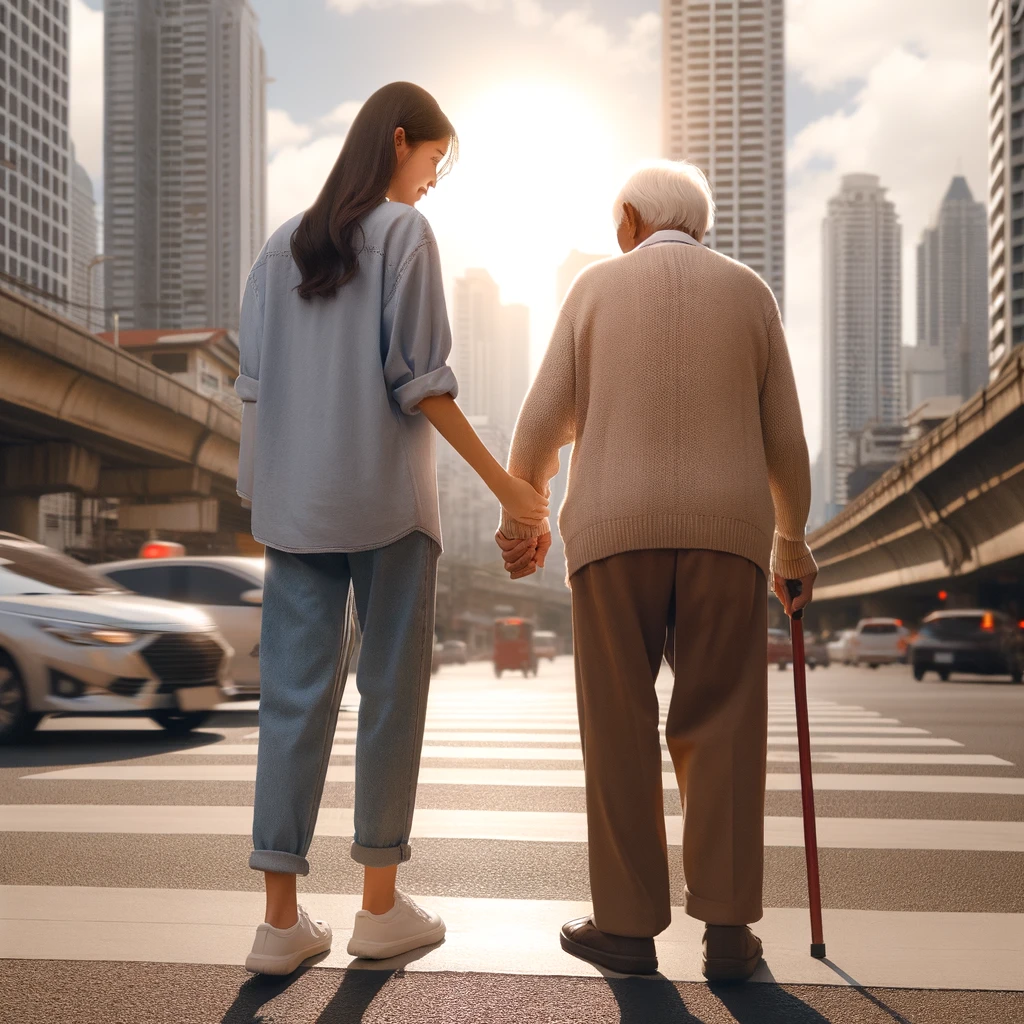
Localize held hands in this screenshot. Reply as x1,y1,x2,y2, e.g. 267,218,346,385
495,531,552,580
498,476,549,526
772,570,817,617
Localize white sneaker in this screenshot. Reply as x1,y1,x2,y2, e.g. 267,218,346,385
346,891,446,960
245,905,333,975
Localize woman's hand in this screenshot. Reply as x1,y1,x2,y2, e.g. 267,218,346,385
498,476,549,526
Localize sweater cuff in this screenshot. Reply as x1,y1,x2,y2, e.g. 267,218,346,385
499,511,549,540
769,534,818,581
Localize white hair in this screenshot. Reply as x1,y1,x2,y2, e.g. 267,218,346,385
612,160,716,239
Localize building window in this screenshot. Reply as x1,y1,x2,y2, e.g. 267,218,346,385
151,352,188,374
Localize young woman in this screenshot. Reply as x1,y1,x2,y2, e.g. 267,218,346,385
236,81,548,975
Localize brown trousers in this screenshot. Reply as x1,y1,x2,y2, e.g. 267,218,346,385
569,548,768,937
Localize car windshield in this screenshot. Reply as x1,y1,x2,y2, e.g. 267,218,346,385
919,616,1000,640
0,541,126,598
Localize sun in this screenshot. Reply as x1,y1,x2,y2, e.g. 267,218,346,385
423,78,630,360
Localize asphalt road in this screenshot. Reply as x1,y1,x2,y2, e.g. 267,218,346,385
1,658,1023,1023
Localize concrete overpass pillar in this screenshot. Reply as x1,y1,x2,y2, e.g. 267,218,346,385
0,496,41,540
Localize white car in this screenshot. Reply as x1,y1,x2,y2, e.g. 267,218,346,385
0,533,232,743
826,629,857,665
95,556,265,696
850,617,910,668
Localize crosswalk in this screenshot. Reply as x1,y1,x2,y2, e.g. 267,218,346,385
1,660,1022,992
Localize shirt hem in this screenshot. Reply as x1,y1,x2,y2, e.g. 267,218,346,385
251,524,442,556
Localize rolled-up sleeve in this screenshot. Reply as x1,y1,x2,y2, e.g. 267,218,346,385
382,227,459,416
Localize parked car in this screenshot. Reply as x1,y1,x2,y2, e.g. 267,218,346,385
827,629,857,665
532,630,558,661
95,555,265,696
804,633,831,670
767,628,792,670
910,610,1024,683
0,533,231,742
850,618,909,668
431,635,443,675
438,639,468,666
494,617,537,677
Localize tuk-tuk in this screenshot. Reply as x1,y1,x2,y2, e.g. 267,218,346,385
493,617,538,678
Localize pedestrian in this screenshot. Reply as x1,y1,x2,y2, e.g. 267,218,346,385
495,159,817,981
236,81,548,976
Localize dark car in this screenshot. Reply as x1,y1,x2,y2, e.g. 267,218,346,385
910,610,1024,683
805,633,831,670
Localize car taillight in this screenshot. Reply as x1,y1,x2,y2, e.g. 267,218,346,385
140,540,186,559
981,612,996,632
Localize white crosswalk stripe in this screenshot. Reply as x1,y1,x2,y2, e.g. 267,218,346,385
2,671,1022,992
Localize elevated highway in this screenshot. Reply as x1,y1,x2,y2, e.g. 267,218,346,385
808,346,1024,628
0,286,245,545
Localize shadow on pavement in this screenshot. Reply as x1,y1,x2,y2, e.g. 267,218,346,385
822,960,915,1023
220,966,312,1024
314,969,396,1023
708,980,833,1023
0,725,229,768
606,976,704,1023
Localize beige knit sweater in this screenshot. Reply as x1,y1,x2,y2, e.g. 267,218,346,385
500,239,818,584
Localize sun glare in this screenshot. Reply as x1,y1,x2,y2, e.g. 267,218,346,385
423,78,630,363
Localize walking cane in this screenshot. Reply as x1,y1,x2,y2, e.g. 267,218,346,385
785,578,827,959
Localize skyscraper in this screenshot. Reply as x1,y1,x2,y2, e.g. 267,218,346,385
988,0,1024,377
0,0,71,311
916,177,988,403
661,0,785,311
70,147,98,331
105,0,267,331
821,174,902,518
452,269,530,438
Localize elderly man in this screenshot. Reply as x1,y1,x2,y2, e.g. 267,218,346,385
496,160,817,981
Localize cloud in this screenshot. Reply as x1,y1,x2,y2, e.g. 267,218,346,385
267,133,349,235
320,100,363,129
325,0,658,74
787,0,984,91
267,109,313,154
69,0,103,182
783,37,988,458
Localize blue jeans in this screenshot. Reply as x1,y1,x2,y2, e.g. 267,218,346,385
249,530,440,874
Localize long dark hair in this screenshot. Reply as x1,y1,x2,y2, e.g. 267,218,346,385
290,82,458,300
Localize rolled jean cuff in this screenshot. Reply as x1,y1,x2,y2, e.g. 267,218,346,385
350,840,412,867
684,886,763,926
249,849,310,876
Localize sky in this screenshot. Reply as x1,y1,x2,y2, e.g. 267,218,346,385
69,0,990,460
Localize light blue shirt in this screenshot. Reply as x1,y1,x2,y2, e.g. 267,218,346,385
235,201,459,553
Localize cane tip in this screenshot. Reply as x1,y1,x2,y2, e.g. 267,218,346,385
811,943,826,959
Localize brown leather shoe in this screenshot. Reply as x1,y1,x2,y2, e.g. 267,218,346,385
702,925,763,982
559,916,658,975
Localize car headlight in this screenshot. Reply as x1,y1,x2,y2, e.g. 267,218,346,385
42,626,142,646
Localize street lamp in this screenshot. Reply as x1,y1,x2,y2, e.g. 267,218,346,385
86,254,114,334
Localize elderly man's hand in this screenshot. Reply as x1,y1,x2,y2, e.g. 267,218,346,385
772,570,817,616
495,531,552,580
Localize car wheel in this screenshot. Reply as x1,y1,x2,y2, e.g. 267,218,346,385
1011,667,1023,684
494,668,503,679
912,665,925,681
149,710,212,736
938,670,951,682
0,656,42,745
807,662,817,671
869,663,880,670
777,662,788,671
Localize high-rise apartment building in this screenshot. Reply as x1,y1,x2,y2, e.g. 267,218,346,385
0,0,71,311
821,174,902,519
105,0,266,331
662,0,785,311
916,176,988,403
70,146,97,331
988,0,1024,377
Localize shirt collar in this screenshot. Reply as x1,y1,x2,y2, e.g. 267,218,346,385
635,229,704,250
